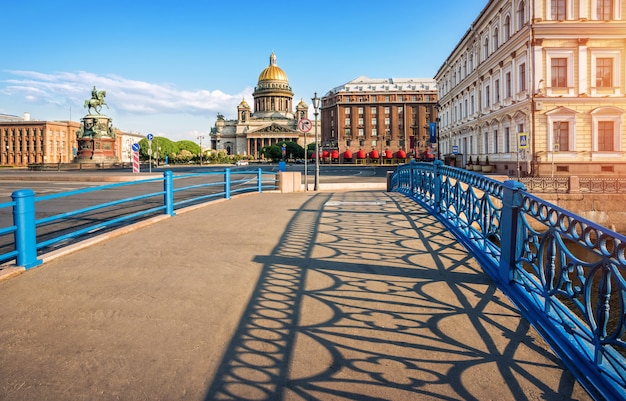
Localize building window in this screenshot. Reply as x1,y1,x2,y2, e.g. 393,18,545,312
372,128,378,137
551,57,568,88
384,107,390,114
484,132,489,153
358,107,364,114
345,108,350,115
519,63,526,92
494,79,500,103
372,117,377,125
493,27,499,50
517,0,527,27
345,118,351,126
551,0,566,20
483,37,489,61
505,72,511,98
358,118,364,125
504,15,511,41
597,0,613,20
371,106,377,115
358,128,364,136
504,126,510,153
597,121,614,151
553,121,570,151
596,57,613,88
485,85,490,107
385,118,390,125
493,129,498,153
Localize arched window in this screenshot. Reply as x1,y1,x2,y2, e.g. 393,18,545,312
493,27,499,50
504,15,511,40
483,37,489,61
517,1,526,28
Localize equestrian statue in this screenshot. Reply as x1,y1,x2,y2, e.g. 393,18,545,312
84,86,109,114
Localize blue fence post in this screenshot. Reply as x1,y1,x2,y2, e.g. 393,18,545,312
163,170,176,216
225,168,231,199
257,168,263,193
12,189,42,269
433,160,443,214
499,180,526,284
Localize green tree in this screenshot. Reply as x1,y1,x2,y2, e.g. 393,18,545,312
176,140,200,155
277,140,304,160
260,145,282,162
138,137,178,162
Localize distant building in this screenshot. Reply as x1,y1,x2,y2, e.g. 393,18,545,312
434,0,626,176
210,52,312,158
320,77,438,161
0,112,138,166
0,113,80,166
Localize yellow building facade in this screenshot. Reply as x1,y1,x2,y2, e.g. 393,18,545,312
435,0,626,176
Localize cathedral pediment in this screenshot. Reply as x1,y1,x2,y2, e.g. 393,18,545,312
253,123,298,134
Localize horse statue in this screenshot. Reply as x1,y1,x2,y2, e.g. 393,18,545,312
84,86,109,115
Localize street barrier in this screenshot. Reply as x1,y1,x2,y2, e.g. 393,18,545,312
391,160,626,401
0,168,277,268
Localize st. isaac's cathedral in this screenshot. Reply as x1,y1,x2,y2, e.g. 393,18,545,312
209,52,311,157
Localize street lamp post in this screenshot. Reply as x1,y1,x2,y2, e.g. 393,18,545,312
312,92,321,191
197,135,204,165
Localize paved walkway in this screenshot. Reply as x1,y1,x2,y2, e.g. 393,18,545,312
0,190,591,400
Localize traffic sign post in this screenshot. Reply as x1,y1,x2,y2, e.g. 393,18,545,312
298,119,312,132
147,133,154,173
298,119,312,191
131,143,140,173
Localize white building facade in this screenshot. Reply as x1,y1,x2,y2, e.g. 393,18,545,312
435,0,626,177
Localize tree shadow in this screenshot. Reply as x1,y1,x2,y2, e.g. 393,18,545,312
204,191,589,401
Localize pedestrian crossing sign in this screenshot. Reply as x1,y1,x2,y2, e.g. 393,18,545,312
518,132,529,149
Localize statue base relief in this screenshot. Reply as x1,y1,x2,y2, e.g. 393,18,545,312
74,114,118,163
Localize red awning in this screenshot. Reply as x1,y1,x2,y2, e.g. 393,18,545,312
369,150,379,159
331,150,340,159
356,149,366,159
322,150,330,158
344,150,353,159
397,149,407,158
384,149,393,159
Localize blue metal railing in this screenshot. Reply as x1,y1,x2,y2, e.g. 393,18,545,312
0,168,277,268
391,160,626,401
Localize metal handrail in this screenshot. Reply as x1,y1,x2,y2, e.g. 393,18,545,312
391,160,626,401
0,168,277,268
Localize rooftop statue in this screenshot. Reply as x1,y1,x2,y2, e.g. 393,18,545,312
84,86,109,115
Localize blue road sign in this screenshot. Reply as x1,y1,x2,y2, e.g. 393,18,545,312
147,133,154,141
452,145,459,154
132,143,140,152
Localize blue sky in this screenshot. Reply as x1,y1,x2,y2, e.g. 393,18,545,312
1,0,488,142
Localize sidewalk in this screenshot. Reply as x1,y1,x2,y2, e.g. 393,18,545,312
0,191,591,400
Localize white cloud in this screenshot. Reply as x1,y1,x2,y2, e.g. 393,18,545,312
1,70,253,119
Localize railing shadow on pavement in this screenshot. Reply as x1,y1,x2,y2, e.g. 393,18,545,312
204,191,588,400
391,160,626,401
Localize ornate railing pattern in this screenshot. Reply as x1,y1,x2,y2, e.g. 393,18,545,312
517,176,626,193
579,177,626,193
391,160,626,401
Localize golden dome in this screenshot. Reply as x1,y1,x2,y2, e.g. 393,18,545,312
258,52,289,83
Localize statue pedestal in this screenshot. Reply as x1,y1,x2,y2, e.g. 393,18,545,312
75,114,118,163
